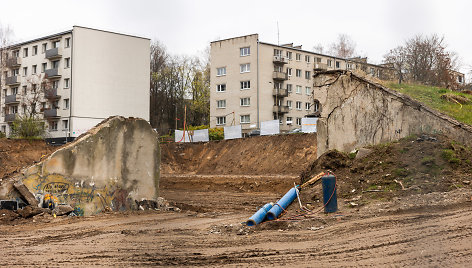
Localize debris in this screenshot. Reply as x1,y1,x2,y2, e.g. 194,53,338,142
52,204,74,216
349,202,359,207
394,179,406,190
13,181,39,207
355,148,373,159
309,226,324,231
463,180,470,185
17,206,45,218
0,200,18,210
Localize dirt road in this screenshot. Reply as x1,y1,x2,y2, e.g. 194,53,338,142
1,185,471,266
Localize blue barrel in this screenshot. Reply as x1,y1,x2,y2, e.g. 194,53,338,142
247,203,273,226
322,175,337,213
266,187,298,220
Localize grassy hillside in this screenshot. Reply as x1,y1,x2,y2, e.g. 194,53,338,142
387,83,472,125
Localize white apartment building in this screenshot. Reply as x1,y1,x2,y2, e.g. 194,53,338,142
0,26,150,144
210,34,393,132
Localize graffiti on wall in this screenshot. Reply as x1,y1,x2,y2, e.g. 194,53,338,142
23,174,133,216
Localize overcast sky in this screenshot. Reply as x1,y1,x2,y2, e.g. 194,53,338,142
1,0,470,79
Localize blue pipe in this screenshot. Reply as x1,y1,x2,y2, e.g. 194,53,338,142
247,203,273,226
266,187,298,220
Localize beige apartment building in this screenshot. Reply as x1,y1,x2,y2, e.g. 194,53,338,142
0,26,150,144
210,34,393,132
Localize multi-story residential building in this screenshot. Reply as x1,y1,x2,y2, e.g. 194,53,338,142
0,26,150,144
209,34,393,133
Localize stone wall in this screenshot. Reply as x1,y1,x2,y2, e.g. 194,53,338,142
2,116,160,216
314,70,472,157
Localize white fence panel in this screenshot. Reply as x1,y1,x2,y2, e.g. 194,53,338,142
174,129,209,142
224,125,242,140
174,130,191,142
260,120,280,136
301,117,318,133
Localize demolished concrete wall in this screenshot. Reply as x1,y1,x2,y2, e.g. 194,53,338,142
314,70,472,157
2,116,160,216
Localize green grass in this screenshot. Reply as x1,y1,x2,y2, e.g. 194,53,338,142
387,83,472,125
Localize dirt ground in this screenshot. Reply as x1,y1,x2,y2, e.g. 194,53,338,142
1,134,472,266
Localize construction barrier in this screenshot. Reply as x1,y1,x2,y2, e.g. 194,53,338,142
301,117,318,133
260,120,280,136
224,125,242,140
175,129,209,142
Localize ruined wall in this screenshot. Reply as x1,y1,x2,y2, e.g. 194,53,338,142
6,116,160,216
314,70,472,157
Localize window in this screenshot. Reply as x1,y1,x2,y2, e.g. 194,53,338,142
64,78,70,88
64,99,69,109
22,86,27,94
41,63,47,72
65,38,70,48
52,60,59,69
370,67,375,75
287,68,292,76
13,50,19,57
240,97,250,106
305,55,310,62
274,65,283,72
296,118,302,125
296,53,301,61
296,69,302,77
240,114,250,124
274,49,282,56
32,46,38,56
11,87,18,95
23,67,27,76
50,121,58,131
296,85,302,94
63,120,69,130
336,61,340,69
13,69,19,76
305,71,311,79
286,51,292,60
287,84,293,93
217,100,226,108
296,101,302,110
53,40,60,48
216,84,226,92
347,63,352,69
217,67,226,76
42,43,47,53
287,100,292,109
286,117,293,125
23,48,28,57
314,100,320,112
305,87,311,95
32,65,37,74
32,84,37,93
240,63,250,73
305,102,311,110
216,116,226,125
52,80,59,89
240,81,250,90
327,59,332,67
315,57,322,63
11,105,18,114
274,82,282,89
65,58,70,68
240,47,250,56
458,76,463,83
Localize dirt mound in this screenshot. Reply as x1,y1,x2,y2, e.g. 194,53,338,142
0,139,55,179
161,133,317,175
299,134,472,207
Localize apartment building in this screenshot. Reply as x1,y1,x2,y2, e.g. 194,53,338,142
0,26,150,144
210,34,393,132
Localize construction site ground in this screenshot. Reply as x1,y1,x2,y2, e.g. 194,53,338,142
1,133,472,266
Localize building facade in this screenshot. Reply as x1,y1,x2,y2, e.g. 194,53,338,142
209,34,393,132
0,26,150,144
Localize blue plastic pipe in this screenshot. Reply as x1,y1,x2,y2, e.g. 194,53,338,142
247,203,273,226
266,187,298,220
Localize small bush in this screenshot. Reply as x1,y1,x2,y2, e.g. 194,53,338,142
393,168,410,177
209,127,224,140
10,116,46,139
442,149,461,164
0,131,5,138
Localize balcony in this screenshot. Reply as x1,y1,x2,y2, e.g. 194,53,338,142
4,114,16,122
273,55,288,64
314,62,328,71
5,94,20,105
44,88,61,100
272,71,288,80
45,47,62,59
5,76,19,86
6,57,21,68
45,68,61,79
43,108,59,118
272,88,288,97
273,105,289,113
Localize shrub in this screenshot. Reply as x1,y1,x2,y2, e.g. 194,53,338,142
0,131,5,138
209,127,224,140
10,116,46,139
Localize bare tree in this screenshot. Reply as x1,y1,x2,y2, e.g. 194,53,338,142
384,46,407,84
312,43,324,54
329,34,356,58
